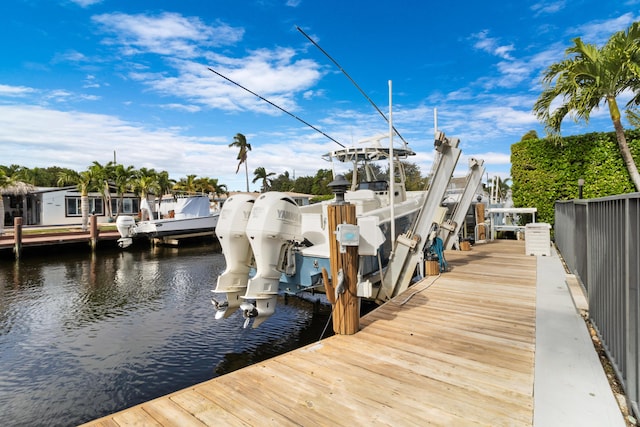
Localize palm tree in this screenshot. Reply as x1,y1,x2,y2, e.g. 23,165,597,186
155,170,176,217
114,164,136,215
229,133,252,192
533,21,640,190
174,174,198,194
132,168,160,220
90,161,115,219
208,178,228,198
252,167,275,193
57,169,95,231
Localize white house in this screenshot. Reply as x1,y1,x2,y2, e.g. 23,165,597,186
2,185,141,227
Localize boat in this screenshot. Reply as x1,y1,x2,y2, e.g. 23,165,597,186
116,195,219,248
212,132,480,327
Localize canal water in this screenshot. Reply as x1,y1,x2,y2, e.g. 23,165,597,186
0,242,332,426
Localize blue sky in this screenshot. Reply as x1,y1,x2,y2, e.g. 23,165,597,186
1,1,639,191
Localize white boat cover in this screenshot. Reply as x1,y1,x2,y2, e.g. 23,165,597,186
174,196,211,219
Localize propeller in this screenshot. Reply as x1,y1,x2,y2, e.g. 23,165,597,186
211,297,229,320
240,302,258,328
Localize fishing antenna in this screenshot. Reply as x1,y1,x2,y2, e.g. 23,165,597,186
207,67,345,148
296,26,409,148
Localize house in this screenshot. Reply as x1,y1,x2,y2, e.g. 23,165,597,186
1,185,141,227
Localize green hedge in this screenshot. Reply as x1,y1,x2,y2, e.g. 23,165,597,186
510,129,640,225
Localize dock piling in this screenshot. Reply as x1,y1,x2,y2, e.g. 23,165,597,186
13,217,23,259
327,175,360,335
89,215,99,251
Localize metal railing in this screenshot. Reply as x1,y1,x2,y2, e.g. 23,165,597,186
555,193,640,417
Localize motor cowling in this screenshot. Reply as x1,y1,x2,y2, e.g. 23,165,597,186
242,192,302,327
211,194,256,319
115,216,136,238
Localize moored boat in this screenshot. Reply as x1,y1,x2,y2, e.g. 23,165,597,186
212,132,479,327
116,195,219,248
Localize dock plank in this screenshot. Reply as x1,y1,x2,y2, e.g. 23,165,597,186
82,240,537,426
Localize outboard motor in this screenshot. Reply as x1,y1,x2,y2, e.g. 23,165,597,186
211,194,256,319
241,192,302,328
115,216,136,248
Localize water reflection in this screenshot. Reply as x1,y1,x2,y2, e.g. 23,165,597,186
0,244,331,427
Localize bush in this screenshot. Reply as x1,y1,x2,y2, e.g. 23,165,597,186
511,129,640,225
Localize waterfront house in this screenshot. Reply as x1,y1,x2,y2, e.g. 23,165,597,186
1,185,140,227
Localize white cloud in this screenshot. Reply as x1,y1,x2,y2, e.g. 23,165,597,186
92,12,244,58
530,1,566,17
128,49,323,115
569,12,640,44
0,84,35,97
69,0,103,7
471,30,515,60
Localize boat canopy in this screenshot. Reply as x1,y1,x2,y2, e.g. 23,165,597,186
175,196,211,219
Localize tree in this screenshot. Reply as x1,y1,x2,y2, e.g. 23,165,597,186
202,177,228,198
90,161,115,219
57,169,95,231
520,130,539,141
311,169,333,195
174,174,198,194
229,133,252,192
155,170,176,215
113,164,136,215
270,171,293,192
533,21,640,190
252,167,275,193
133,168,160,220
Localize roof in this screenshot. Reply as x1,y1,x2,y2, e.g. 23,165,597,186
0,181,37,196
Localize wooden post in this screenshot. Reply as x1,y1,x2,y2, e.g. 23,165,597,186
13,217,23,260
89,215,99,251
327,203,359,335
476,203,486,242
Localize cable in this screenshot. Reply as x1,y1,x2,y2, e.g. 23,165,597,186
208,67,345,148
397,274,441,305
296,26,409,148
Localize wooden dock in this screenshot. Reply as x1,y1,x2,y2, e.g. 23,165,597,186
0,229,121,254
82,240,537,426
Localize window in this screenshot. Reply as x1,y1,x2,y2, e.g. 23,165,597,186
65,197,105,216
110,197,139,214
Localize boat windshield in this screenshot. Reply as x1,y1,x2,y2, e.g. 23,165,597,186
357,181,388,192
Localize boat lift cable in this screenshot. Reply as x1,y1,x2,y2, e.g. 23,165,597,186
207,67,345,148
296,26,409,149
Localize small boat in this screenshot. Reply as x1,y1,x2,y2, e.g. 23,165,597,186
212,132,483,327
116,195,219,248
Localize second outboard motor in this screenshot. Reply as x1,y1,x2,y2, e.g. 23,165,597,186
241,192,302,328
211,194,256,319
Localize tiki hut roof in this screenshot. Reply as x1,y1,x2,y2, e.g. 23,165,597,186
1,181,37,196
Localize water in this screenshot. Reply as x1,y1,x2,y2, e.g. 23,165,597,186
0,243,332,427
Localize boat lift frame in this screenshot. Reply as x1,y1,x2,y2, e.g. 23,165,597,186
375,131,461,302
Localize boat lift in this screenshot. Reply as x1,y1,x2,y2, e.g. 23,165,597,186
375,131,461,302
439,157,486,250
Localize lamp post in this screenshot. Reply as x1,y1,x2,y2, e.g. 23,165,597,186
578,178,585,199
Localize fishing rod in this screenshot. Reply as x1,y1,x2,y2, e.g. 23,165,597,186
207,67,345,148
296,26,409,148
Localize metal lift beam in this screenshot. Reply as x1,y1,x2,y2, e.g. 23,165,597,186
376,132,461,302
440,158,486,250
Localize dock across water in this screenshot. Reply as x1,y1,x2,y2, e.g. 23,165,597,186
81,240,625,426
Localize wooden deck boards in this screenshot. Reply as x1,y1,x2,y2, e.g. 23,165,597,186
82,239,537,426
